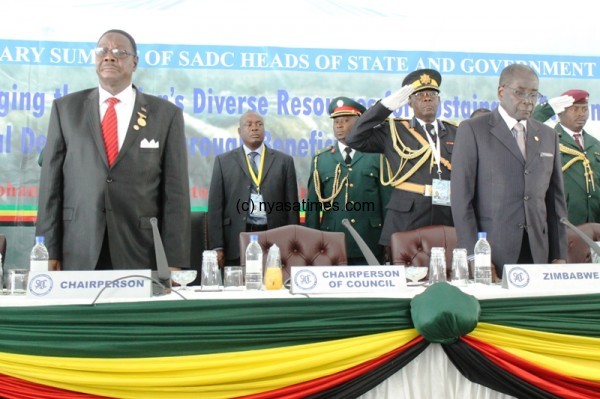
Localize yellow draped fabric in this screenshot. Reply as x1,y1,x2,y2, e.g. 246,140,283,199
0,329,419,399
470,322,600,382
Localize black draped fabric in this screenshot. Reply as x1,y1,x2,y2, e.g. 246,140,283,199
442,340,560,399
308,340,430,399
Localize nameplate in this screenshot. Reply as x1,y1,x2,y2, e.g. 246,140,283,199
26,270,153,300
502,264,600,292
290,265,406,294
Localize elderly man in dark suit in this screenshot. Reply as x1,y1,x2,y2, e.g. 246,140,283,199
451,64,567,278
36,29,191,271
208,111,299,267
346,69,457,249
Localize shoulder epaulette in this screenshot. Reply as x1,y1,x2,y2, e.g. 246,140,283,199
441,119,458,127
316,145,335,156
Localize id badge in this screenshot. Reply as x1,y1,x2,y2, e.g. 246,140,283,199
250,193,267,217
431,179,451,206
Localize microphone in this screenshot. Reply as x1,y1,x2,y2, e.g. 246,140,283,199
559,217,600,260
150,217,172,295
341,218,380,266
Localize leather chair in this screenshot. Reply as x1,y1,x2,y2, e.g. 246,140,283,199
239,225,347,281
390,225,457,279
0,234,6,264
566,223,600,263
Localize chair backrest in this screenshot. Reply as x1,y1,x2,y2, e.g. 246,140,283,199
0,234,6,263
239,225,347,281
390,225,457,278
566,223,600,263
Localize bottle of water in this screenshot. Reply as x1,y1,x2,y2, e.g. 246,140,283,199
0,251,4,290
30,236,49,273
245,235,263,290
474,232,492,285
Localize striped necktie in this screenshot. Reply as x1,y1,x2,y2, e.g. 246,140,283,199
573,133,584,151
101,97,119,166
248,152,259,174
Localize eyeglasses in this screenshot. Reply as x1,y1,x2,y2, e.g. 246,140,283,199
411,91,439,99
94,47,136,59
503,86,543,102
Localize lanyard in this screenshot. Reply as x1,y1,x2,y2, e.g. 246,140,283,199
424,126,442,176
245,145,266,192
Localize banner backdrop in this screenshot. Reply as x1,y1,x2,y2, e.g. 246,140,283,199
1,2,599,266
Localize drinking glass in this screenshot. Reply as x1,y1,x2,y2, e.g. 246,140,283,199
428,247,447,284
405,266,428,285
224,266,244,290
7,269,29,295
201,250,223,290
171,270,197,291
451,248,469,286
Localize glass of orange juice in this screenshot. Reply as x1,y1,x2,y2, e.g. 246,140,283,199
264,266,283,290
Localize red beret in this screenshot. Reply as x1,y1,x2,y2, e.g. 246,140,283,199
562,89,589,104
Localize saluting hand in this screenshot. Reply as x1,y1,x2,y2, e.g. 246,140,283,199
381,84,415,111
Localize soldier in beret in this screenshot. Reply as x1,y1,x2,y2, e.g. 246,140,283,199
346,69,457,248
306,97,391,264
533,89,600,224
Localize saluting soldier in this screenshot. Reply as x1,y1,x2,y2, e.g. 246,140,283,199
346,69,457,247
533,89,600,224
306,97,391,264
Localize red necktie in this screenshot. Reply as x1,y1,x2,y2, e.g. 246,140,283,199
573,133,584,151
102,97,119,166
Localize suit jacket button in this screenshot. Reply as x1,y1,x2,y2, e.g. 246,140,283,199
524,196,529,201
106,178,113,183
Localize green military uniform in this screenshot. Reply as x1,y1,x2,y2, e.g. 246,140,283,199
306,96,391,264
533,97,600,224
306,144,391,263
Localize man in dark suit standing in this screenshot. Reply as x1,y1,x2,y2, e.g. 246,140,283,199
346,69,456,248
36,29,191,271
208,111,299,267
451,64,567,278
306,97,391,264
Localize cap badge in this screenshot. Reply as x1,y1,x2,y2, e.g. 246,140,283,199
419,74,432,85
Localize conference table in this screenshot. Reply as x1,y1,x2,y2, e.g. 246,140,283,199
0,282,599,399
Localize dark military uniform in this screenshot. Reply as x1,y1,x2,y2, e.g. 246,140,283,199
306,97,391,264
306,145,391,263
346,69,456,246
533,92,600,224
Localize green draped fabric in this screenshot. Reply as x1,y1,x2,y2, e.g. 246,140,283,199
0,297,413,358
410,282,480,344
479,293,600,337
